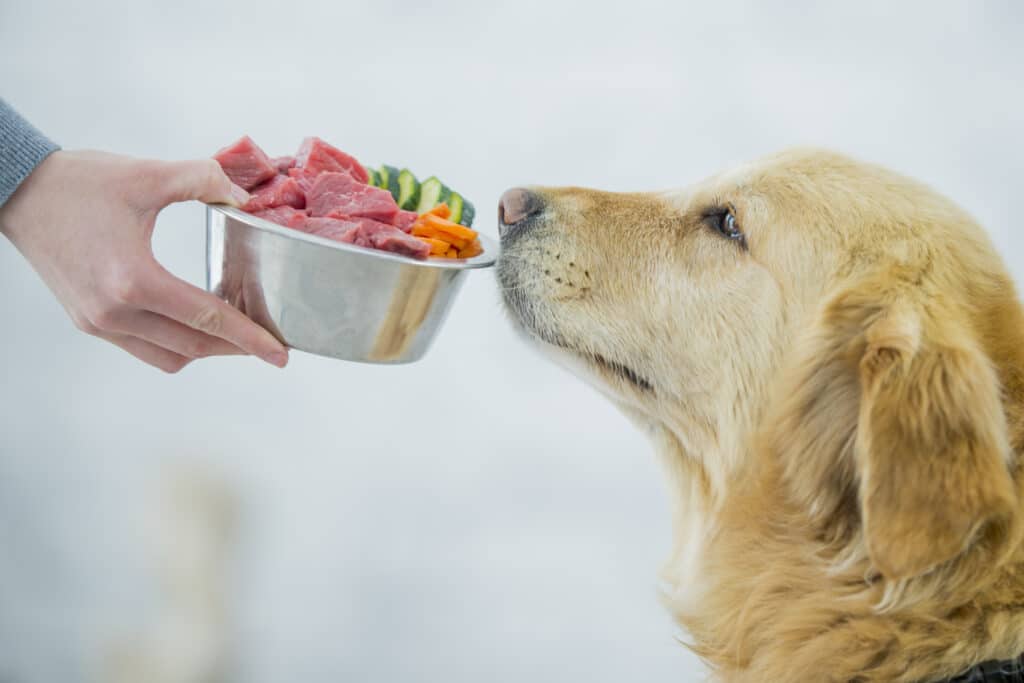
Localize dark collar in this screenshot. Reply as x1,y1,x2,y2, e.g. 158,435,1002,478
932,654,1024,682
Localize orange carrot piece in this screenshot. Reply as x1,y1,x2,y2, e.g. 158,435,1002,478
411,224,436,238
458,240,483,259
424,203,451,219
412,223,468,249
439,233,468,249
446,236,469,250
416,236,451,255
445,247,458,259
422,214,478,241
422,212,473,233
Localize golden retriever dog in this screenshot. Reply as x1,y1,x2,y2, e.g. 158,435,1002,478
496,149,1024,683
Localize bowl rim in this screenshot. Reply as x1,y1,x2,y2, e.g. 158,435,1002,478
206,204,499,270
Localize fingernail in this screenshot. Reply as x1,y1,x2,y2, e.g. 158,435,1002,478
264,351,288,368
229,183,250,207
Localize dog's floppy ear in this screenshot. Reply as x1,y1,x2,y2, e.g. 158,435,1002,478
772,283,1016,580
855,301,1015,578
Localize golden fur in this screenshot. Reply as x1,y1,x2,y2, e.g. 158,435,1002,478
497,148,1024,682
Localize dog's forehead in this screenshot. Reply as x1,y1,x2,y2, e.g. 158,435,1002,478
713,158,764,188
659,159,769,214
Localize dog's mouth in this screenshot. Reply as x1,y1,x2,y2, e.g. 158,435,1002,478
499,286,654,393
590,354,654,392
553,336,654,393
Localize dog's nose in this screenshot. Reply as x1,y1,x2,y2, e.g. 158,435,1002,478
498,188,543,237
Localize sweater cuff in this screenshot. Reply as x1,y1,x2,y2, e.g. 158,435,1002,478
0,98,61,207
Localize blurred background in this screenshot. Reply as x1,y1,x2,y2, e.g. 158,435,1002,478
1,1,1022,681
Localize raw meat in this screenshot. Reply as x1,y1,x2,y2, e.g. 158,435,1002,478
372,226,432,259
303,216,361,242
271,155,296,173
242,174,305,212
253,206,308,230
391,209,418,232
305,216,429,260
295,137,369,183
213,135,440,260
307,172,399,222
213,136,277,190
287,167,318,195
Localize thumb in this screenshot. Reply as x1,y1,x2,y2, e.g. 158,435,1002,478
160,159,250,207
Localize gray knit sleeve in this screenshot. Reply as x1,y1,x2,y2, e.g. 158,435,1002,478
0,98,60,207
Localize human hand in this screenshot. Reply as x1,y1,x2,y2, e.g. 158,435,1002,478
0,150,289,372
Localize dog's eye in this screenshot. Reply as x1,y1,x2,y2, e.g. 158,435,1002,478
705,209,746,247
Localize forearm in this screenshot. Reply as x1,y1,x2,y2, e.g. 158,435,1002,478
0,98,60,207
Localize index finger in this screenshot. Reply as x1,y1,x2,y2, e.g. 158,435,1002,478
142,267,288,368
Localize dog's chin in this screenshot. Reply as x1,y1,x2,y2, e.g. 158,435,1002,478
532,338,655,410
499,253,653,396
501,299,654,395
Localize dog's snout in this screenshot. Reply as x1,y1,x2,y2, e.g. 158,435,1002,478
498,188,544,237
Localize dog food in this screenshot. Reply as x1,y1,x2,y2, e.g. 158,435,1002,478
213,136,277,190
212,135,478,260
242,174,305,212
307,171,398,222
410,204,483,259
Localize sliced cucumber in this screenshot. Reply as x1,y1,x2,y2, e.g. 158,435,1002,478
459,199,475,227
378,165,400,201
366,168,380,187
415,176,451,214
396,169,420,210
447,192,465,224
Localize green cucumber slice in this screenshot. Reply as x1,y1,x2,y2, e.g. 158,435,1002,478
459,199,475,227
447,192,465,224
378,165,400,201
396,169,420,210
415,176,451,214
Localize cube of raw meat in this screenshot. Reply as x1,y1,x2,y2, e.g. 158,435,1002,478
295,136,369,184
303,216,362,243
372,226,431,259
252,206,309,230
242,174,305,212
287,167,318,195
307,172,399,222
391,210,418,232
213,136,277,190
271,155,296,173
304,216,429,260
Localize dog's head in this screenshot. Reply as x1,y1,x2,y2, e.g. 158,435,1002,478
497,148,1024,585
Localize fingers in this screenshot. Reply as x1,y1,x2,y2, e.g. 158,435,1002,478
143,266,289,368
104,333,193,374
157,158,250,207
73,255,286,370
102,309,248,360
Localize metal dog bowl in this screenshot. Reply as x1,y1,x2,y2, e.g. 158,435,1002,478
205,204,498,364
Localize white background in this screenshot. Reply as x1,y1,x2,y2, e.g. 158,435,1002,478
1,1,1022,681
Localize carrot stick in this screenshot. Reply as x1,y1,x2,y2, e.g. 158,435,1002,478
412,224,468,249
411,224,436,238
445,247,458,259
422,214,478,241
415,236,451,255
424,203,451,219
458,240,483,259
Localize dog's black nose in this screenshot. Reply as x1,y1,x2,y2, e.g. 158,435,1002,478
498,188,543,237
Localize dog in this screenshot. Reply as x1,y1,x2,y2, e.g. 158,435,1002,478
496,148,1024,682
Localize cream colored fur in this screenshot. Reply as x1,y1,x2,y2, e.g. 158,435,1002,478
497,148,1024,682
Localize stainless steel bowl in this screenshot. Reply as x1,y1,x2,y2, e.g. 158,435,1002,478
205,204,497,364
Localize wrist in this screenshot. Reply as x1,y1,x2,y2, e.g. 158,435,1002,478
0,150,65,239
